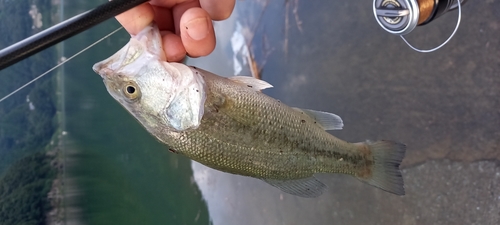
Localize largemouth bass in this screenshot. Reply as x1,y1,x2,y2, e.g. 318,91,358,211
93,24,406,197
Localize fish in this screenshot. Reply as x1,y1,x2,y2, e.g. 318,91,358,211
93,24,406,197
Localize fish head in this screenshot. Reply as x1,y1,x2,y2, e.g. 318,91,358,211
93,24,206,132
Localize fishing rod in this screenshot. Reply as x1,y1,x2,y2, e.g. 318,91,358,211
0,0,148,71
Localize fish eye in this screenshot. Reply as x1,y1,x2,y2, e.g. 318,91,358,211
126,86,136,94
122,82,141,100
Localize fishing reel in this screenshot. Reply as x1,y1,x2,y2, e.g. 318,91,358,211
373,0,467,52
373,0,468,35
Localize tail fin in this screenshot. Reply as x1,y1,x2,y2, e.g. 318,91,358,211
359,140,406,195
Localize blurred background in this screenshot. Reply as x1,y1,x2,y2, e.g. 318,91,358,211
0,0,499,224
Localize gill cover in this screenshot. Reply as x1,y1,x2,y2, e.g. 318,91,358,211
162,64,206,131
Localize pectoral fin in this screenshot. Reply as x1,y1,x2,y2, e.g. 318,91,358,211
229,76,273,91
293,108,344,130
263,176,327,198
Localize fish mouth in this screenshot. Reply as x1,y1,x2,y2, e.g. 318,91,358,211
92,62,119,95
92,62,114,79
92,62,104,78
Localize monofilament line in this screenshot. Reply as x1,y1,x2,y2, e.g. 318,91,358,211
400,0,462,53
0,26,123,103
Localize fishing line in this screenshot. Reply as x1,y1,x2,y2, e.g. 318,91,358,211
0,27,123,103
0,0,148,70
399,0,462,53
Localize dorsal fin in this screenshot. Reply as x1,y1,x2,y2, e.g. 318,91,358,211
293,107,343,130
229,76,273,91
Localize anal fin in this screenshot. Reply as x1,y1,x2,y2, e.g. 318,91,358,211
263,176,327,198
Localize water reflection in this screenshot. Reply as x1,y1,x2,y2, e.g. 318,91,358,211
187,0,500,224
60,1,210,225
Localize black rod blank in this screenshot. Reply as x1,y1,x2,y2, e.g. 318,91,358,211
0,0,148,71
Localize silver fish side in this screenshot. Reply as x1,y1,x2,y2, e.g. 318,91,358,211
93,24,406,198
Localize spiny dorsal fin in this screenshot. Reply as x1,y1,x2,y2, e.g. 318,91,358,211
229,76,273,91
263,176,327,198
293,107,343,130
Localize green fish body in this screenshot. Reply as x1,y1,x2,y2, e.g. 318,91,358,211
93,24,406,197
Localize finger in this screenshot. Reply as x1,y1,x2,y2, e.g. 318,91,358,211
152,6,174,31
115,2,154,35
172,0,201,35
200,0,235,20
161,31,186,62
179,7,216,57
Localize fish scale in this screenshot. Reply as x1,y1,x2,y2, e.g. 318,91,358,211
93,24,406,197
164,69,369,179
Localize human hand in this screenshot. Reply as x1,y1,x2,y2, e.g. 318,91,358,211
116,0,235,62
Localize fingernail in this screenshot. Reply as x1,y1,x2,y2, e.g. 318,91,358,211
185,17,209,41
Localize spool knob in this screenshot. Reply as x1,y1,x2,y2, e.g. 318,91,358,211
373,0,419,35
